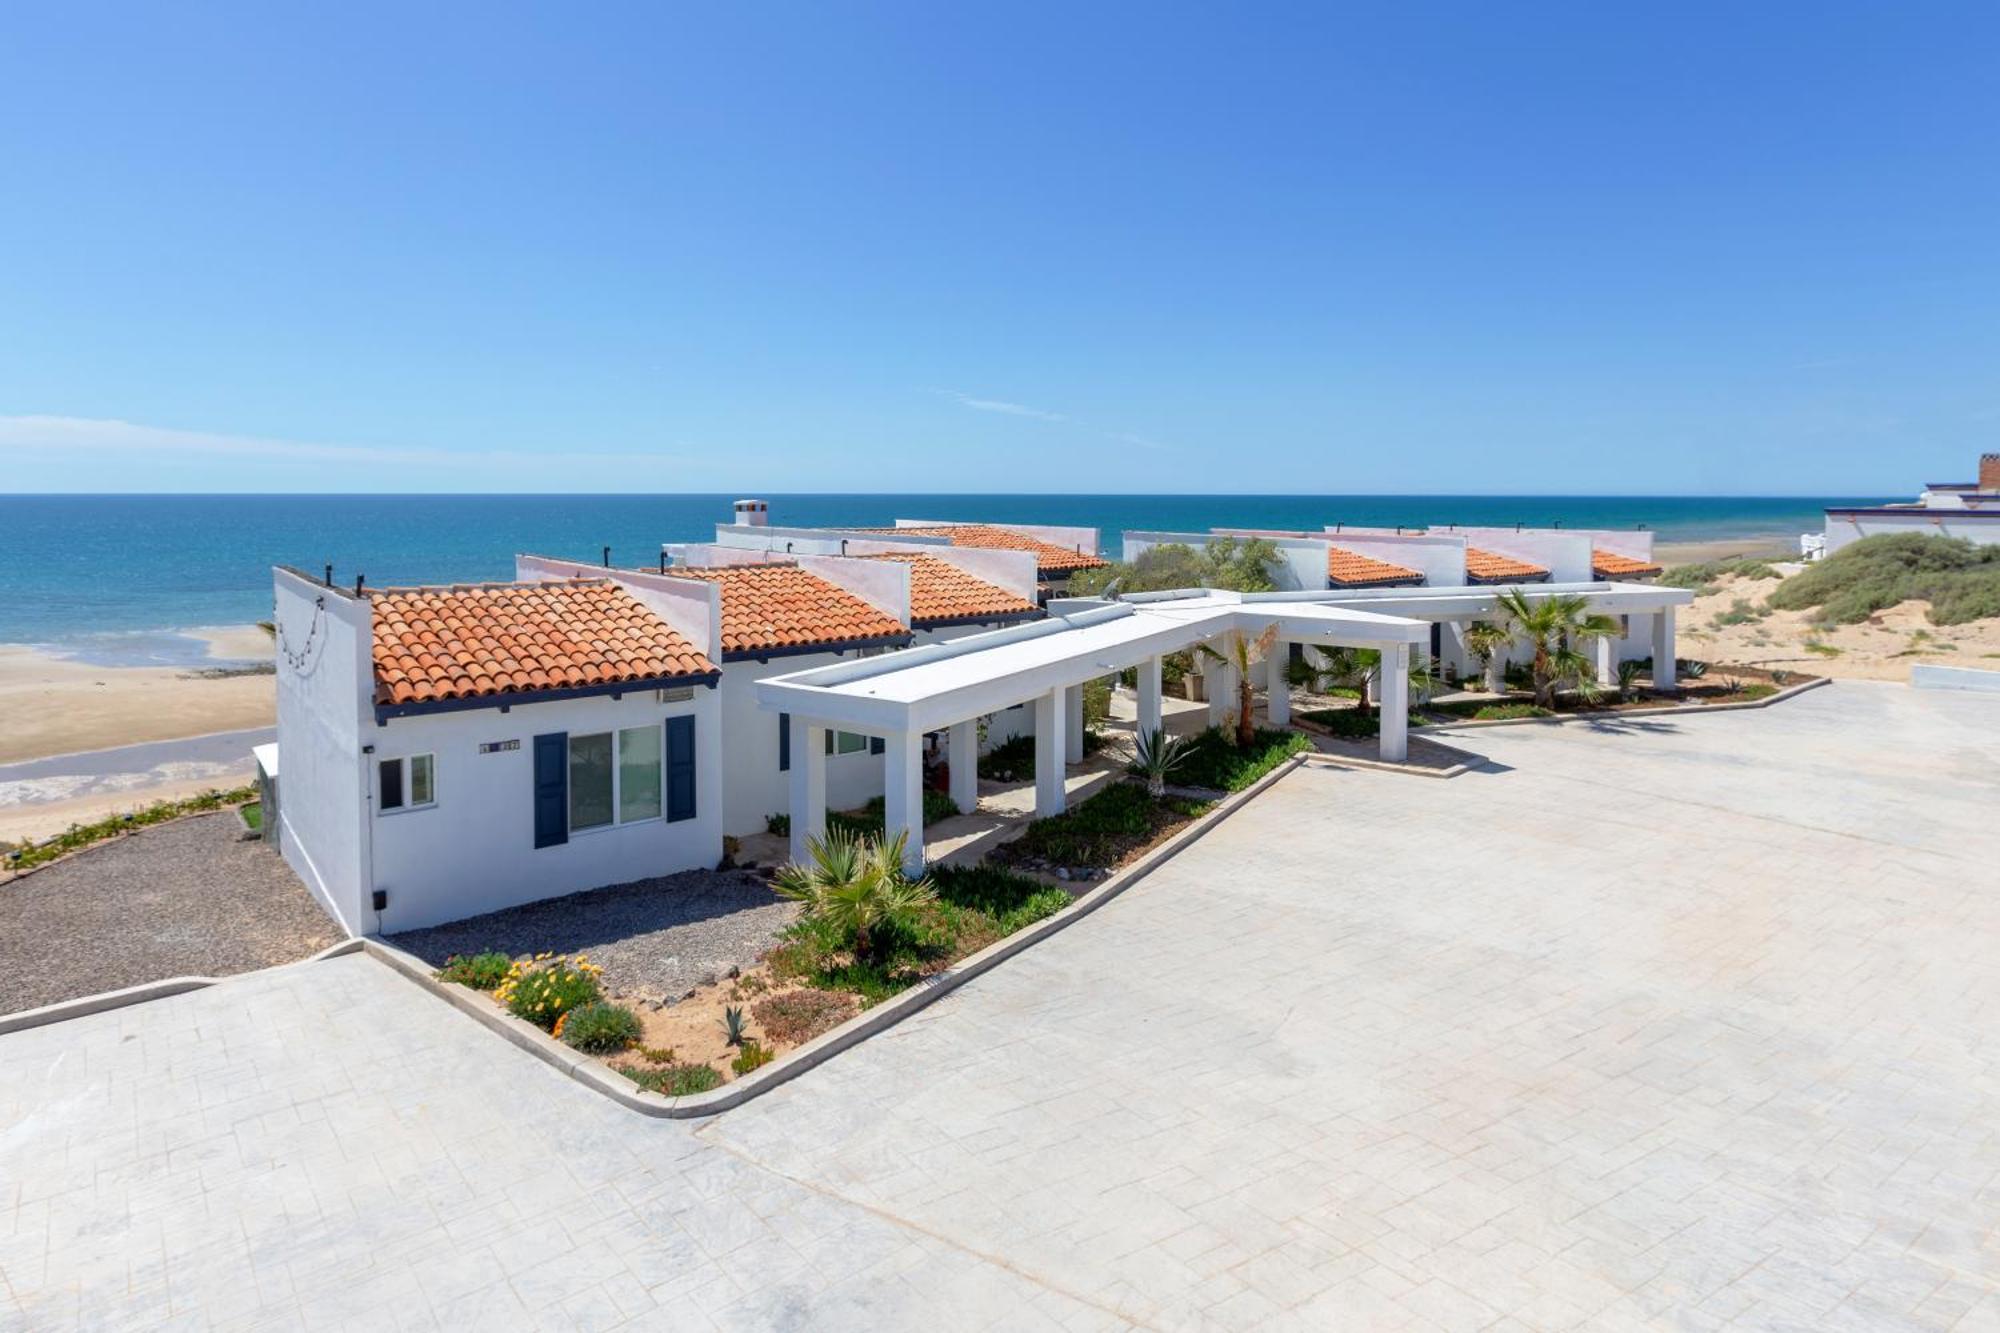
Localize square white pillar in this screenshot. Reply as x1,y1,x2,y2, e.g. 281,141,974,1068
1137,656,1163,740
788,719,826,865
882,728,925,875
1033,687,1067,817
1064,683,1085,764
1484,645,1506,693
1207,659,1235,730
1379,643,1409,763
1266,641,1290,726
947,719,978,815
1594,632,1617,687
1652,608,1678,690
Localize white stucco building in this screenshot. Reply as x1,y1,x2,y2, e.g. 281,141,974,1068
1821,453,2000,554
270,566,725,936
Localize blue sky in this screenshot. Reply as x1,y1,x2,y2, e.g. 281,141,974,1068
1,2,1995,494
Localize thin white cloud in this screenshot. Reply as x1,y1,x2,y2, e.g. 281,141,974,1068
942,392,1067,422
0,415,695,471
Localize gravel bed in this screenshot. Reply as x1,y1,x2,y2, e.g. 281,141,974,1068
388,868,796,1005
0,812,343,1015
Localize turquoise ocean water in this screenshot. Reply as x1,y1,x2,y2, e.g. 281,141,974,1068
0,494,1881,653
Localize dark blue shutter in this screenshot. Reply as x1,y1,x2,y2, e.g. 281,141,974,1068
666,714,697,822
533,733,568,848
778,712,791,772
869,735,885,756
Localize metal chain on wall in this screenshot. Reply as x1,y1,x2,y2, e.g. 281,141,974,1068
277,596,328,676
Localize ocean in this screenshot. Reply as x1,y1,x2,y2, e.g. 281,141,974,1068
0,493,1881,652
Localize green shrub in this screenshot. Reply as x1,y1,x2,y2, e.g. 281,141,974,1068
437,950,513,990
1472,703,1554,721
623,1063,722,1096
978,733,1037,782
1298,708,1426,739
730,1042,775,1076
1169,727,1310,792
931,862,1072,932
4,785,259,873
1768,534,2000,625
765,812,791,836
497,956,603,1031
556,1001,643,1053
751,989,857,1045
1659,559,1781,594
1709,598,1766,627
828,789,962,840
1006,783,1209,868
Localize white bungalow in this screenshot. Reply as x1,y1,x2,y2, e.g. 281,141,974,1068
1821,452,2000,554
269,566,725,935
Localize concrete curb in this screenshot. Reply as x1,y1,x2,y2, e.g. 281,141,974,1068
0,938,365,1036
371,755,1312,1119
1290,720,1474,780
1418,674,1829,732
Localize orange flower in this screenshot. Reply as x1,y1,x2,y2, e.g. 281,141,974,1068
552,1011,568,1038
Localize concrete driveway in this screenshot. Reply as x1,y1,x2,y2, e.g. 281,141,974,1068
2,682,1996,1329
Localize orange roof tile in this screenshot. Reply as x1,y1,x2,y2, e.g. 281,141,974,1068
862,552,1041,625
668,563,910,657
1464,546,1551,582
846,524,1106,573
1592,548,1663,578
1326,545,1423,587
370,581,714,707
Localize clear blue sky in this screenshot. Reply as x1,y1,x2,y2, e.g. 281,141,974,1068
2,3,1994,494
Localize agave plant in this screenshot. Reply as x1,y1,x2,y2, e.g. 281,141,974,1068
1616,659,1645,699
1495,590,1622,709
720,1005,748,1047
1132,726,1192,798
1196,623,1279,747
772,827,937,961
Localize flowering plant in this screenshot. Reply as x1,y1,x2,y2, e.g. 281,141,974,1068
495,952,605,1031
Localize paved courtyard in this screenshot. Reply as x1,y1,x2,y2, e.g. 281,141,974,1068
2,681,1997,1329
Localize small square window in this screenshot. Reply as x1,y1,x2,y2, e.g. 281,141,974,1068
378,754,436,813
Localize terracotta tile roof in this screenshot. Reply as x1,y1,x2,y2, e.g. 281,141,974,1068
370,581,714,707
1464,546,1551,582
1592,548,1663,579
667,563,910,657
1326,545,1424,588
862,552,1041,625
845,524,1106,573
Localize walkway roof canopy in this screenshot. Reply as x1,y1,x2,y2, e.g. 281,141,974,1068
755,592,1425,736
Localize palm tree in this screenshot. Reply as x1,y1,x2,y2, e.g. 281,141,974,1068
1132,726,1192,798
1494,589,1622,708
1463,621,1509,689
772,828,937,961
1287,645,1436,718
1196,623,1278,747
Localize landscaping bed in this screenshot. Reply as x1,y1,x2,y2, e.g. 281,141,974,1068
993,781,1211,880
2,784,259,880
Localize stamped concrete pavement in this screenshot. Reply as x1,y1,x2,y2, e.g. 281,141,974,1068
2,681,1997,1330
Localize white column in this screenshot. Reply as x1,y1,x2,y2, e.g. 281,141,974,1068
1484,645,1506,693
882,728,925,875
1379,643,1409,763
1652,608,1678,690
1207,659,1235,730
1266,641,1290,726
788,719,826,865
1064,683,1085,764
1033,687,1067,817
1137,655,1163,740
947,719,978,815
1594,632,1617,687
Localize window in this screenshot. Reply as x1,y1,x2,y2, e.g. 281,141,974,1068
378,754,435,813
569,725,662,833
825,730,870,756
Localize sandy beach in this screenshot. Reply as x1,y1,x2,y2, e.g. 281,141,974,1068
0,626,274,765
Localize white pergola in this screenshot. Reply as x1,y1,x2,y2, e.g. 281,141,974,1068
756,593,1429,872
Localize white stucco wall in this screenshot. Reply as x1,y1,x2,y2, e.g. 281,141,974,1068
1824,511,2000,554
272,568,374,936
797,554,913,626
367,686,722,932
1446,528,1597,583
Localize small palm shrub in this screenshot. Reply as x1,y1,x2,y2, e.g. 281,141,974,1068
558,1001,643,1054
623,1063,722,1096
730,1042,774,1076
495,954,604,1031
752,989,857,1045
1616,661,1645,697
773,828,938,961
437,950,512,990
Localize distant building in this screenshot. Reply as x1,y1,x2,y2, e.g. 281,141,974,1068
1821,452,2000,555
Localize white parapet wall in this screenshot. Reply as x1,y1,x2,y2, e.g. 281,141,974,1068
1910,664,2000,693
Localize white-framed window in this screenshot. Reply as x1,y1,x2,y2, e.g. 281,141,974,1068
569,724,663,832
378,753,435,813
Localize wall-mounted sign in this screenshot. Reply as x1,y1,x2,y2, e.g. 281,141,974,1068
658,687,694,703
478,739,520,754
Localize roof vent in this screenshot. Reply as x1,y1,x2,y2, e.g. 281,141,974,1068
733,499,769,527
